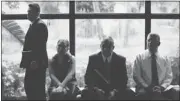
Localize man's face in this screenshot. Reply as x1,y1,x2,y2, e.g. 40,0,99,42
27,7,38,22
147,35,160,53
101,43,114,58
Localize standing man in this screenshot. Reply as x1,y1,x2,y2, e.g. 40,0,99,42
20,3,48,100
133,33,178,100
82,36,135,100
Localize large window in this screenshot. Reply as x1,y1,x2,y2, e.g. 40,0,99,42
76,19,145,74
1,1,180,99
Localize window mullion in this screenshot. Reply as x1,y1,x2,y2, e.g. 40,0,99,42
69,1,75,56
145,1,151,49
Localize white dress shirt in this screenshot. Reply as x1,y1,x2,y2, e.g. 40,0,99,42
133,50,173,92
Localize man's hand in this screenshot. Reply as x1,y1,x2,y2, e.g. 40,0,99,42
153,86,165,93
30,61,38,70
108,89,117,100
93,87,105,94
152,86,161,93
145,85,165,93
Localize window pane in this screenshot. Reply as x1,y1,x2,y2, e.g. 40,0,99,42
151,2,179,14
2,19,69,61
76,1,145,13
151,19,179,57
2,1,69,14
76,19,145,87
152,19,179,85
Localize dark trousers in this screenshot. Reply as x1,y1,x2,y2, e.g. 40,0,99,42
81,87,136,100
24,67,46,100
136,88,179,100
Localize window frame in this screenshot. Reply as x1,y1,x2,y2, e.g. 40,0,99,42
1,1,180,55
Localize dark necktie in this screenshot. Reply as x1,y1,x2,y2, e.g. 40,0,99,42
151,53,159,86
104,59,110,83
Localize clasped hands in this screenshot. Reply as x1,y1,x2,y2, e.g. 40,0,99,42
145,85,165,93
93,87,117,100
52,84,69,94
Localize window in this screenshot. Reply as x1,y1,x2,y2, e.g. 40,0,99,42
2,1,69,14
1,1,180,97
76,1,145,13
76,19,145,75
151,1,179,14
151,19,179,57
2,19,69,60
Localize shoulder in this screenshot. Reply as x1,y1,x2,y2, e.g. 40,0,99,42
157,53,169,63
37,19,47,28
66,52,75,64
50,54,58,63
135,50,149,60
89,52,101,60
113,52,126,61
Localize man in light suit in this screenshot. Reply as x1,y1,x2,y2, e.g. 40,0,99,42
20,3,48,100
82,36,135,100
133,33,179,100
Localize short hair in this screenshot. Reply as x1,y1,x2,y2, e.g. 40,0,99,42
29,3,40,13
101,36,114,48
147,33,160,42
57,39,70,48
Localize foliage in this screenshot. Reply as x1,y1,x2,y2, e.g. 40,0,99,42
5,1,20,9
40,2,60,14
2,20,25,45
76,1,115,13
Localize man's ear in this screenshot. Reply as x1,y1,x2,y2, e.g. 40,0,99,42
158,42,161,46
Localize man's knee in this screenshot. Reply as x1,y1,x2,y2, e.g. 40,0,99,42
116,88,136,100
164,87,180,100
81,87,105,100
81,87,94,99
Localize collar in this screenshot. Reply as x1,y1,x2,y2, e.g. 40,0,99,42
101,52,113,63
146,49,159,58
31,17,40,25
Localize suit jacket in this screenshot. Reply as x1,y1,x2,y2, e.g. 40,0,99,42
85,52,128,93
133,50,173,93
20,18,48,68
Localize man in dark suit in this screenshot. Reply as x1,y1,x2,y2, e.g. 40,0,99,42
81,36,135,100
20,3,48,100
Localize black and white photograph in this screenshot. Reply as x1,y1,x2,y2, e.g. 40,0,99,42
1,0,180,100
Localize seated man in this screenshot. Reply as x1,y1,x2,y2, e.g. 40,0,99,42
133,33,179,100
48,39,78,100
82,36,135,100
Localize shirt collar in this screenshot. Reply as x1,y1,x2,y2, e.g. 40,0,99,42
146,49,159,58
101,52,113,63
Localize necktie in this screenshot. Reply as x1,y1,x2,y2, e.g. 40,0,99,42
151,53,159,86
104,59,110,83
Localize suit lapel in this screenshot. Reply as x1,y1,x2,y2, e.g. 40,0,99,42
97,52,104,70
